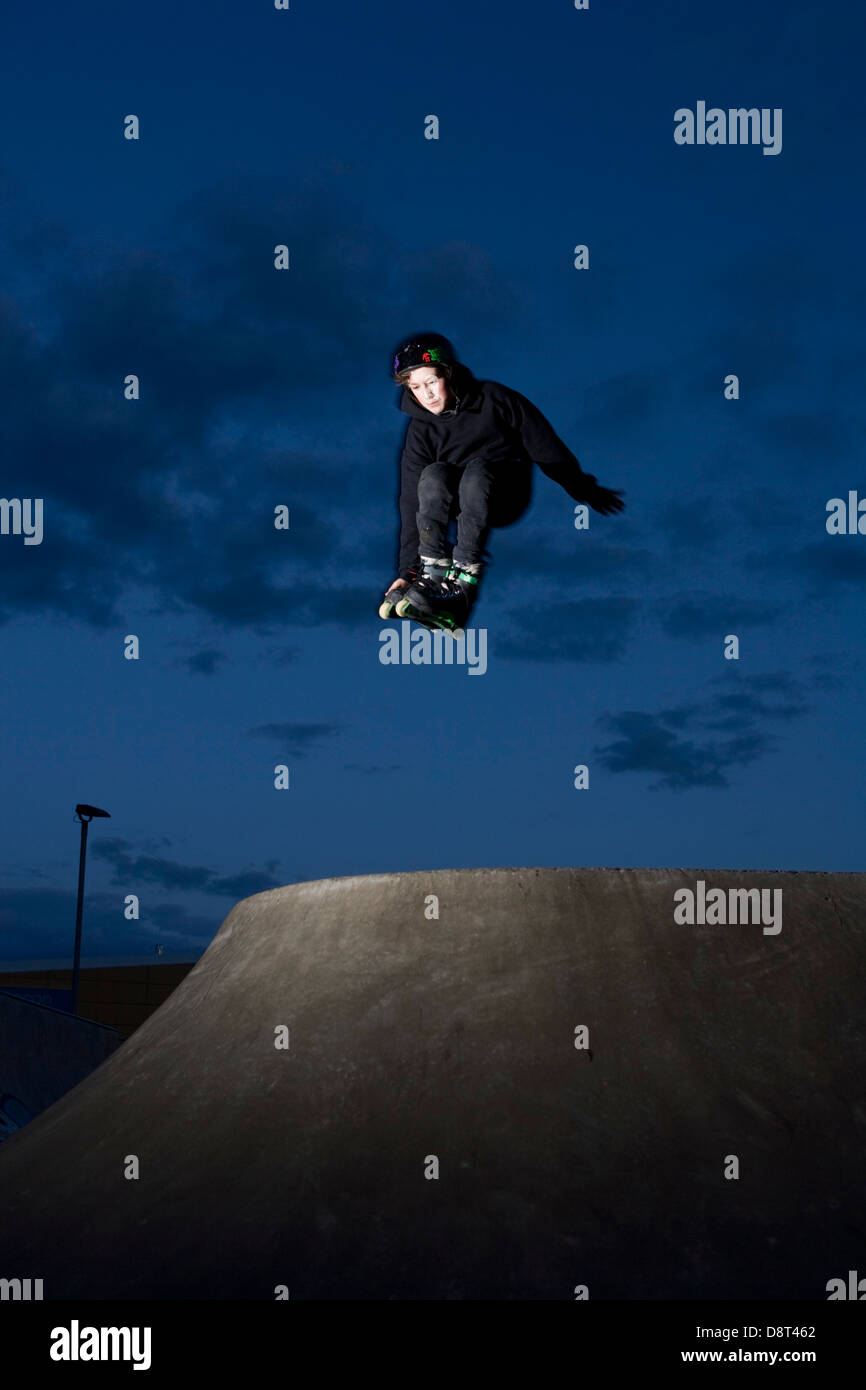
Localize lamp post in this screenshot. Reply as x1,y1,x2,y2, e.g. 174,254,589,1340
72,803,111,1015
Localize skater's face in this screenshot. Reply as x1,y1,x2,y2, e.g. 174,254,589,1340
405,367,452,413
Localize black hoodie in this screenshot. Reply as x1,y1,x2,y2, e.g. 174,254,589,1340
395,366,598,578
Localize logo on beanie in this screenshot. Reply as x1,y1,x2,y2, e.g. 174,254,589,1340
394,343,445,372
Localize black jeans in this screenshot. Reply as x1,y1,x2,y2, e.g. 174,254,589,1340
416,458,499,568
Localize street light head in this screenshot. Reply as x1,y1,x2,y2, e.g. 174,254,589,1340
75,804,111,821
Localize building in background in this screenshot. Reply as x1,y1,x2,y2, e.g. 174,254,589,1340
0,958,199,1040
0,958,199,1145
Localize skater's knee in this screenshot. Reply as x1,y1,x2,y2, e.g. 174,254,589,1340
417,487,452,519
459,475,495,507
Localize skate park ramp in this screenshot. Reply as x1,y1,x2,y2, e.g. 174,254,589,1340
0,866,863,1300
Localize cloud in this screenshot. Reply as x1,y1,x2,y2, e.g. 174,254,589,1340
801,543,866,586
654,497,728,552
495,519,653,583
745,540,866,591
343,763,401,774
594,711,766,790
248,721,342,754
577,367,671,438
2,163,858,662
182,648,228,675
804,649,862,691
496,597,639,663
0,886,215,961
205,869,290,899
655,592,786,638
91,838,285,896
750,409,854,466
594,672,811,790
0,169,532,635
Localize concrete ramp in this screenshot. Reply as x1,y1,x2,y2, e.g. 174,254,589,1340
0,867,863,1300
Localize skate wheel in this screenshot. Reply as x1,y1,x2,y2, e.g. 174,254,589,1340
378,600,393,619
395,597,412,617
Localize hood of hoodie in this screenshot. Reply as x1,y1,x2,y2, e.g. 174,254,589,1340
398,363,482,420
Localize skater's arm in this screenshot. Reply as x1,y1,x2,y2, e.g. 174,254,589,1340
507,388,625,512
506,389,599,499
396,426,432,579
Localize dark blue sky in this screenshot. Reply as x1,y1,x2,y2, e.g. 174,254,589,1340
1,0,864,967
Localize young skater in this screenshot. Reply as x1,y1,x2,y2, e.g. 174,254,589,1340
380,334,625,633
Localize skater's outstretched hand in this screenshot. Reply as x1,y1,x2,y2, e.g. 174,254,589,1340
587,484,625,515
384,577,409,594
